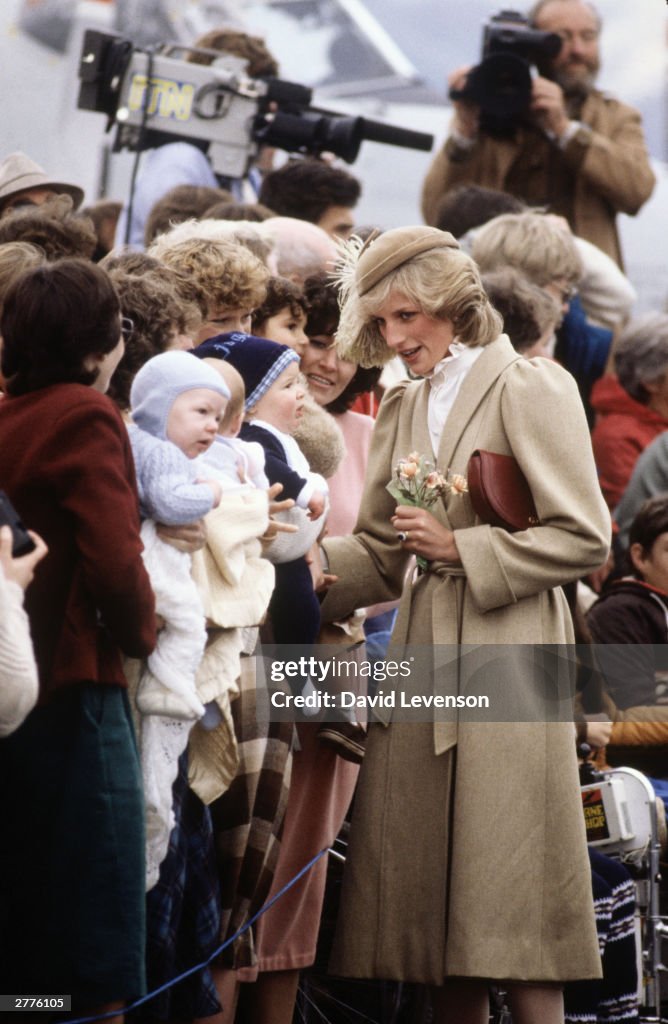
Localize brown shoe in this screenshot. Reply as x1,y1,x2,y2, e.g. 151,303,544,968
317,722,366,764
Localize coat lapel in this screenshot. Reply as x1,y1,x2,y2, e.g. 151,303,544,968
435,335,520,475
410,382,434,461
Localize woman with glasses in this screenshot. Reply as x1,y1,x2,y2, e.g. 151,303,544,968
0,259,156,1022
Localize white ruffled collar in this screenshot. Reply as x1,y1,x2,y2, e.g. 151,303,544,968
427,341,484,385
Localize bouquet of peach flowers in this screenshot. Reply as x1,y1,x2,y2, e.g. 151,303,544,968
387,452,467,569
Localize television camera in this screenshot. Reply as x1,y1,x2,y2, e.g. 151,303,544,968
449,10,562,137
77,29,434,179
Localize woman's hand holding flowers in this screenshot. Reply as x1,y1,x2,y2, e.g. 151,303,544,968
391,505,461,564
387,452,466,567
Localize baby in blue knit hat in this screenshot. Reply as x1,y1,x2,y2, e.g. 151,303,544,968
128,350,231,720
129,349,231,525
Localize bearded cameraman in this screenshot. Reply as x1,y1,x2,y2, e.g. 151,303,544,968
421,0,655,269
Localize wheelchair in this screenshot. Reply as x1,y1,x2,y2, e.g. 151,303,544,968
579,754,668,1023
487,756,668,1024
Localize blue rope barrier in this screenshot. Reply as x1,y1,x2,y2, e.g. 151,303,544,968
61,845,330,1024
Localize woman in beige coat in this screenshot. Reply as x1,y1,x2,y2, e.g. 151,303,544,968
318,227,611,1024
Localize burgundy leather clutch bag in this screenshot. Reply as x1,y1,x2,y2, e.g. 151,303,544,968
467,449,540,533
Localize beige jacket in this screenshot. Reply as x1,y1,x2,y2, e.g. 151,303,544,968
322,335,610,982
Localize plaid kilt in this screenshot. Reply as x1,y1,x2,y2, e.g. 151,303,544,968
210,658,293,969
130,753,221,1023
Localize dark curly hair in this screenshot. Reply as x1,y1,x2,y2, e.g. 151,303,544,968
252,276,307,334
106,269,201,410
258,159,361,225
1,259,120,396
303,272,340,336
302,273,380,414
100,249,204,315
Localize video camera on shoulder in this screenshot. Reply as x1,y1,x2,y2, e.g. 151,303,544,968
449,10,562,137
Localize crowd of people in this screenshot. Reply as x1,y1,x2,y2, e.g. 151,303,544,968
0,1,667,1023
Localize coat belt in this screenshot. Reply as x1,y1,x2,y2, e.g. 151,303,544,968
377,560,466,755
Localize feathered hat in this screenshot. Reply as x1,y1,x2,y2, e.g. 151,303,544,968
332,226,460,367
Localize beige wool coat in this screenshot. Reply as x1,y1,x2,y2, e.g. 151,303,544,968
322,335,611,983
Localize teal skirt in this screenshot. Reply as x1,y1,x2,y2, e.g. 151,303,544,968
0,683,146,1008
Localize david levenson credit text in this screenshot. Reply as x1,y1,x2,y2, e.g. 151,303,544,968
270,691,491,709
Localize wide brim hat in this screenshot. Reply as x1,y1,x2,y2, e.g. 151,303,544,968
334,226,460,367
0,152,84,211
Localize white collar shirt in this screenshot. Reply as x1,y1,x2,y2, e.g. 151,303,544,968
426,342,485,455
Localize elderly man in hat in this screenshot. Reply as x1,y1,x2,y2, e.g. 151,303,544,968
0,152,83,218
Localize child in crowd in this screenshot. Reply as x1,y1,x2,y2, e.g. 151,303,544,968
251,275,348,478
251,275,309,356
128,349,231,718
128,350,230,885
199,357,269,492
174,349,298,817
587,494,668,709
586,495,668,795
197,333,326,648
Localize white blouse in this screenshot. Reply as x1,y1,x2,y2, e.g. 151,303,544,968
426,341,485,455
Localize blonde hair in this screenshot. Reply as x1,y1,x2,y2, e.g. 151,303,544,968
148,236,269,313
471,212,583,288
337,245,502,367
149,217,275,268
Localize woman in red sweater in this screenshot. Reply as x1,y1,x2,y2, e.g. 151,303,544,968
591,313,668,510
0,260,156,1020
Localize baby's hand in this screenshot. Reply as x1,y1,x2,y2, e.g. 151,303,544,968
197,478,222,508
307,490,326,521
